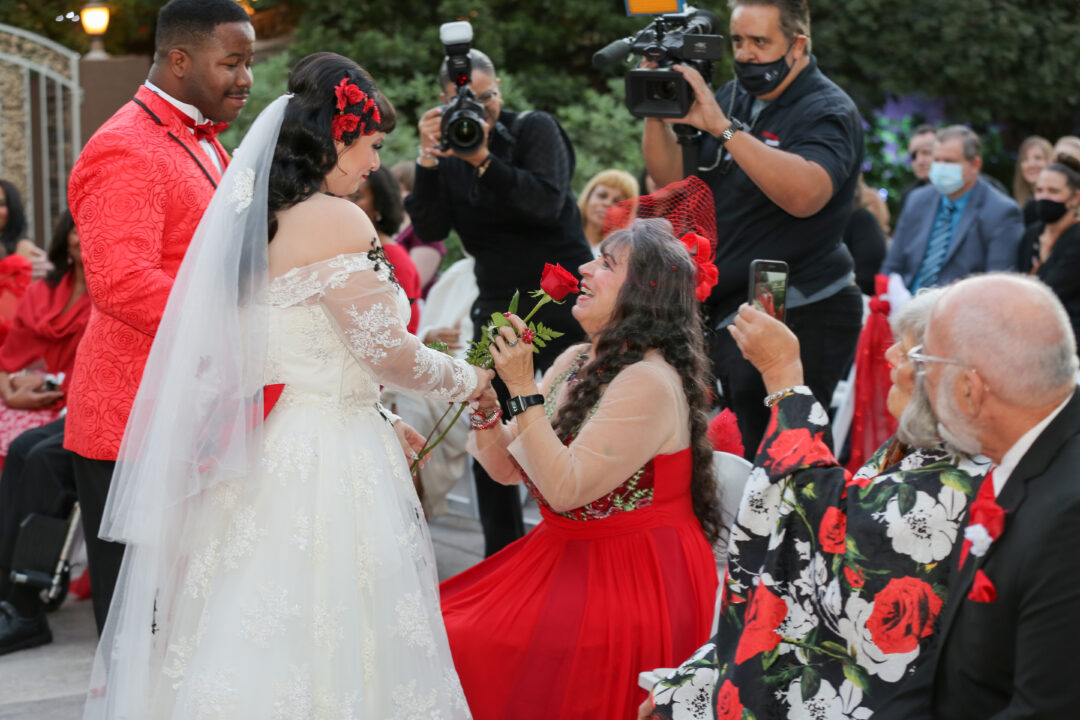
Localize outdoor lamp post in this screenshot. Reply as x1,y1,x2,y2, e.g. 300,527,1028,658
80,1,110,60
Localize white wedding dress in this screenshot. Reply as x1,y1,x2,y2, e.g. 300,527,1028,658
142,250,475,718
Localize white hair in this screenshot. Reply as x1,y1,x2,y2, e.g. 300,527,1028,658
893,289,946,449
937,273,1077,407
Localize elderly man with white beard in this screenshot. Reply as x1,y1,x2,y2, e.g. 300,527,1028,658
879,272,1080,719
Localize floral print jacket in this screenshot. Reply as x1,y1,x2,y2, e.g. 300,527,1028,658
650,387,989,720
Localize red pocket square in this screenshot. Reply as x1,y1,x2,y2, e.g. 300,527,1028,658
968,569,997,603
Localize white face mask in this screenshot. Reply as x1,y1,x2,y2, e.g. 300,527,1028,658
929,161,966,195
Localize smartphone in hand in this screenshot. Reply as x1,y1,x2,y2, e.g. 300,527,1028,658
748,259,789,322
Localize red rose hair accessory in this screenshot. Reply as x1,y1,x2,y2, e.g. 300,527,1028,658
332,76,382,142
602,176,718,302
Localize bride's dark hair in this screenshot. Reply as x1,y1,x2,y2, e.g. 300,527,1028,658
267,52,396,241
551,218,723,544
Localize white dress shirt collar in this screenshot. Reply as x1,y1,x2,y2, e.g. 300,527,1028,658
992,394,1071,496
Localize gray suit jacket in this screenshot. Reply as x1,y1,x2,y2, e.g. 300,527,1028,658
881,178,1024,289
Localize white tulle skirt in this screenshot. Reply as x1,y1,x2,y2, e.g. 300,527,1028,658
84,395,471,719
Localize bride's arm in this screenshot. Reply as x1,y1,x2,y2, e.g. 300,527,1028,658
318,255,487,403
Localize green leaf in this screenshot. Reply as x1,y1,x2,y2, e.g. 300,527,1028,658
425,340,450,355
490,313,512,328
801,667,821,701
761,645,780,670
821,640,849,656
842,661,871,692
507,290,520,316
532,337,547,348
801,482,817,499
742,709,758,720
941,469,974,496
898,483,917,516
529,289,546,299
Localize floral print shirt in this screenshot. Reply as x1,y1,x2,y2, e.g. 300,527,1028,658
650,387,989,720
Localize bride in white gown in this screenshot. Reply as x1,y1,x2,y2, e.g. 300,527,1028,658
83,53,489,719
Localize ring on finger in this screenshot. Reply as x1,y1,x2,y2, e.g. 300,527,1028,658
507,339,519,347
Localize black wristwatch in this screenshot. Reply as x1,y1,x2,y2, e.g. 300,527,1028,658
506,394,544,418
717,117,745,146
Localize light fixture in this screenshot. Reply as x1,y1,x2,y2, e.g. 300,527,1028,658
80,1,110,60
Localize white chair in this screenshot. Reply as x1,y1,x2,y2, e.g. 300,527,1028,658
637,450,754,691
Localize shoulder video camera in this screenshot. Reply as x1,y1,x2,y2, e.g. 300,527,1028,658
593,7,724,119
439,21,487,154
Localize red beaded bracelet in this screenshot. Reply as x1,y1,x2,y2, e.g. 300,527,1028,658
470,407,502,431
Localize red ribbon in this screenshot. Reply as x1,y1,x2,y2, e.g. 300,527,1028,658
678,231,719,302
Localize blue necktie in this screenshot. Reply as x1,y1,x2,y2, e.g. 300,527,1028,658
912,199,957,291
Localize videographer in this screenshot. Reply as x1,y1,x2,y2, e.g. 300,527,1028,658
406,45,593,557
642,0,864,456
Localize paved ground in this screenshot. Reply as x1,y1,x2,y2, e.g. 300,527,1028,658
0,513,486,719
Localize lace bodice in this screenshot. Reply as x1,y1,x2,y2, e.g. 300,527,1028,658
266,251,477,408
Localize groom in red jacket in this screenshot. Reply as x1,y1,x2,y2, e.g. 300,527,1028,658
63,0,254,635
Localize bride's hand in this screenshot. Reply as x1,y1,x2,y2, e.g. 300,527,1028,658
467,366,495,403
393,420,428,468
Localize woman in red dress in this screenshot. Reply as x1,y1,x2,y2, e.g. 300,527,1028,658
0,211,89,465
441,217,723,719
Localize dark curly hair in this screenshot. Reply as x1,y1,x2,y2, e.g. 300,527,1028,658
350,166,403,238
0,179,28,256
551,218,724,545
267,52,396,241
45,210,77,287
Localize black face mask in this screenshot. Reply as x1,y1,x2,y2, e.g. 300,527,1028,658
734,54,792,96
1036,198,1069,224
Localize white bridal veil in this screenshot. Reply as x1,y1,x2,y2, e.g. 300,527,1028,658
84,94,290,719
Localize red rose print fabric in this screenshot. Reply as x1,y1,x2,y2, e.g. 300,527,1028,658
649,387,989,720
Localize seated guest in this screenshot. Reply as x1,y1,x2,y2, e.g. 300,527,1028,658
1017,155,1080,345
877,274,1080,719
882,126,1024,291
0,418,75,654
578,169,639,255
1013,135,1053,225
348,166,422,333
0,211,89,465
645,288,988,720
443,217,723,720
0,179,52,280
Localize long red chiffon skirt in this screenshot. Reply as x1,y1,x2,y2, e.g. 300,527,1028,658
440,449,718,719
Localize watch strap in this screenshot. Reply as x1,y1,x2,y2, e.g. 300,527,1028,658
717,118,745,146
507,393,544,417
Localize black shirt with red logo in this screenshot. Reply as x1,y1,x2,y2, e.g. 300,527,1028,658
695,54,863,323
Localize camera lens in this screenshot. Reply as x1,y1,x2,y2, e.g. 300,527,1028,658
448,117,483,152
648,80,679,103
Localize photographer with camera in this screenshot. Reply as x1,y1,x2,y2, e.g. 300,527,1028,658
406,26,593,557
639,0,864,457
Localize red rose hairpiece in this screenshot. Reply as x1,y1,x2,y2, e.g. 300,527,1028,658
679,231,720,302
332,76,382,142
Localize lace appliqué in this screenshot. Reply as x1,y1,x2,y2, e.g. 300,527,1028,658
184,668,239,719
221,506,265,569
239,585,302,649
427,356,476,403
392,679,443,720
262,433,317,485
161,634,196,689
344,302,404,363
268,250,400,307
227,167,255,213
312,600,345,654
521,460,658,521
184,539,221,600
393,591,437,657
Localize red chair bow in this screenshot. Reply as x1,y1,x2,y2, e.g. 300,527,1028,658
679,231,719,302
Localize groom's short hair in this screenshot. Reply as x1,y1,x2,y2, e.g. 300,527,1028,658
154,0,251,54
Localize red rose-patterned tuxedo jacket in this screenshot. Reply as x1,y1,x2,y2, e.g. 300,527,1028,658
66,85,228,460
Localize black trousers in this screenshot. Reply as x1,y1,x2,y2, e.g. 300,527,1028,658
72,454,125,635
0,418,76,604
470,295,586,557
710,284,864,459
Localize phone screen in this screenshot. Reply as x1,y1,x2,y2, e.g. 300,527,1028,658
749,260,788,322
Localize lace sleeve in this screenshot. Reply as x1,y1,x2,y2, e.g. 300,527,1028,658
317,252,477,402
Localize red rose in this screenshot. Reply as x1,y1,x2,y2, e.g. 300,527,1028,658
819,507,847,554
715,679,744,720
764,427,832,475
334,77,364,111
539,262,579,301
332,113,361,141
735,584,788,664
968,496,1005,539
866,576,943,654
844,565,866,589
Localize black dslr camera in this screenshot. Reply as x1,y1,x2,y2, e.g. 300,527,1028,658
439,21,487,154
593,7,724,119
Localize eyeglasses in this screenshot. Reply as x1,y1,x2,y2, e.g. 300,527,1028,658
906,344,970,375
